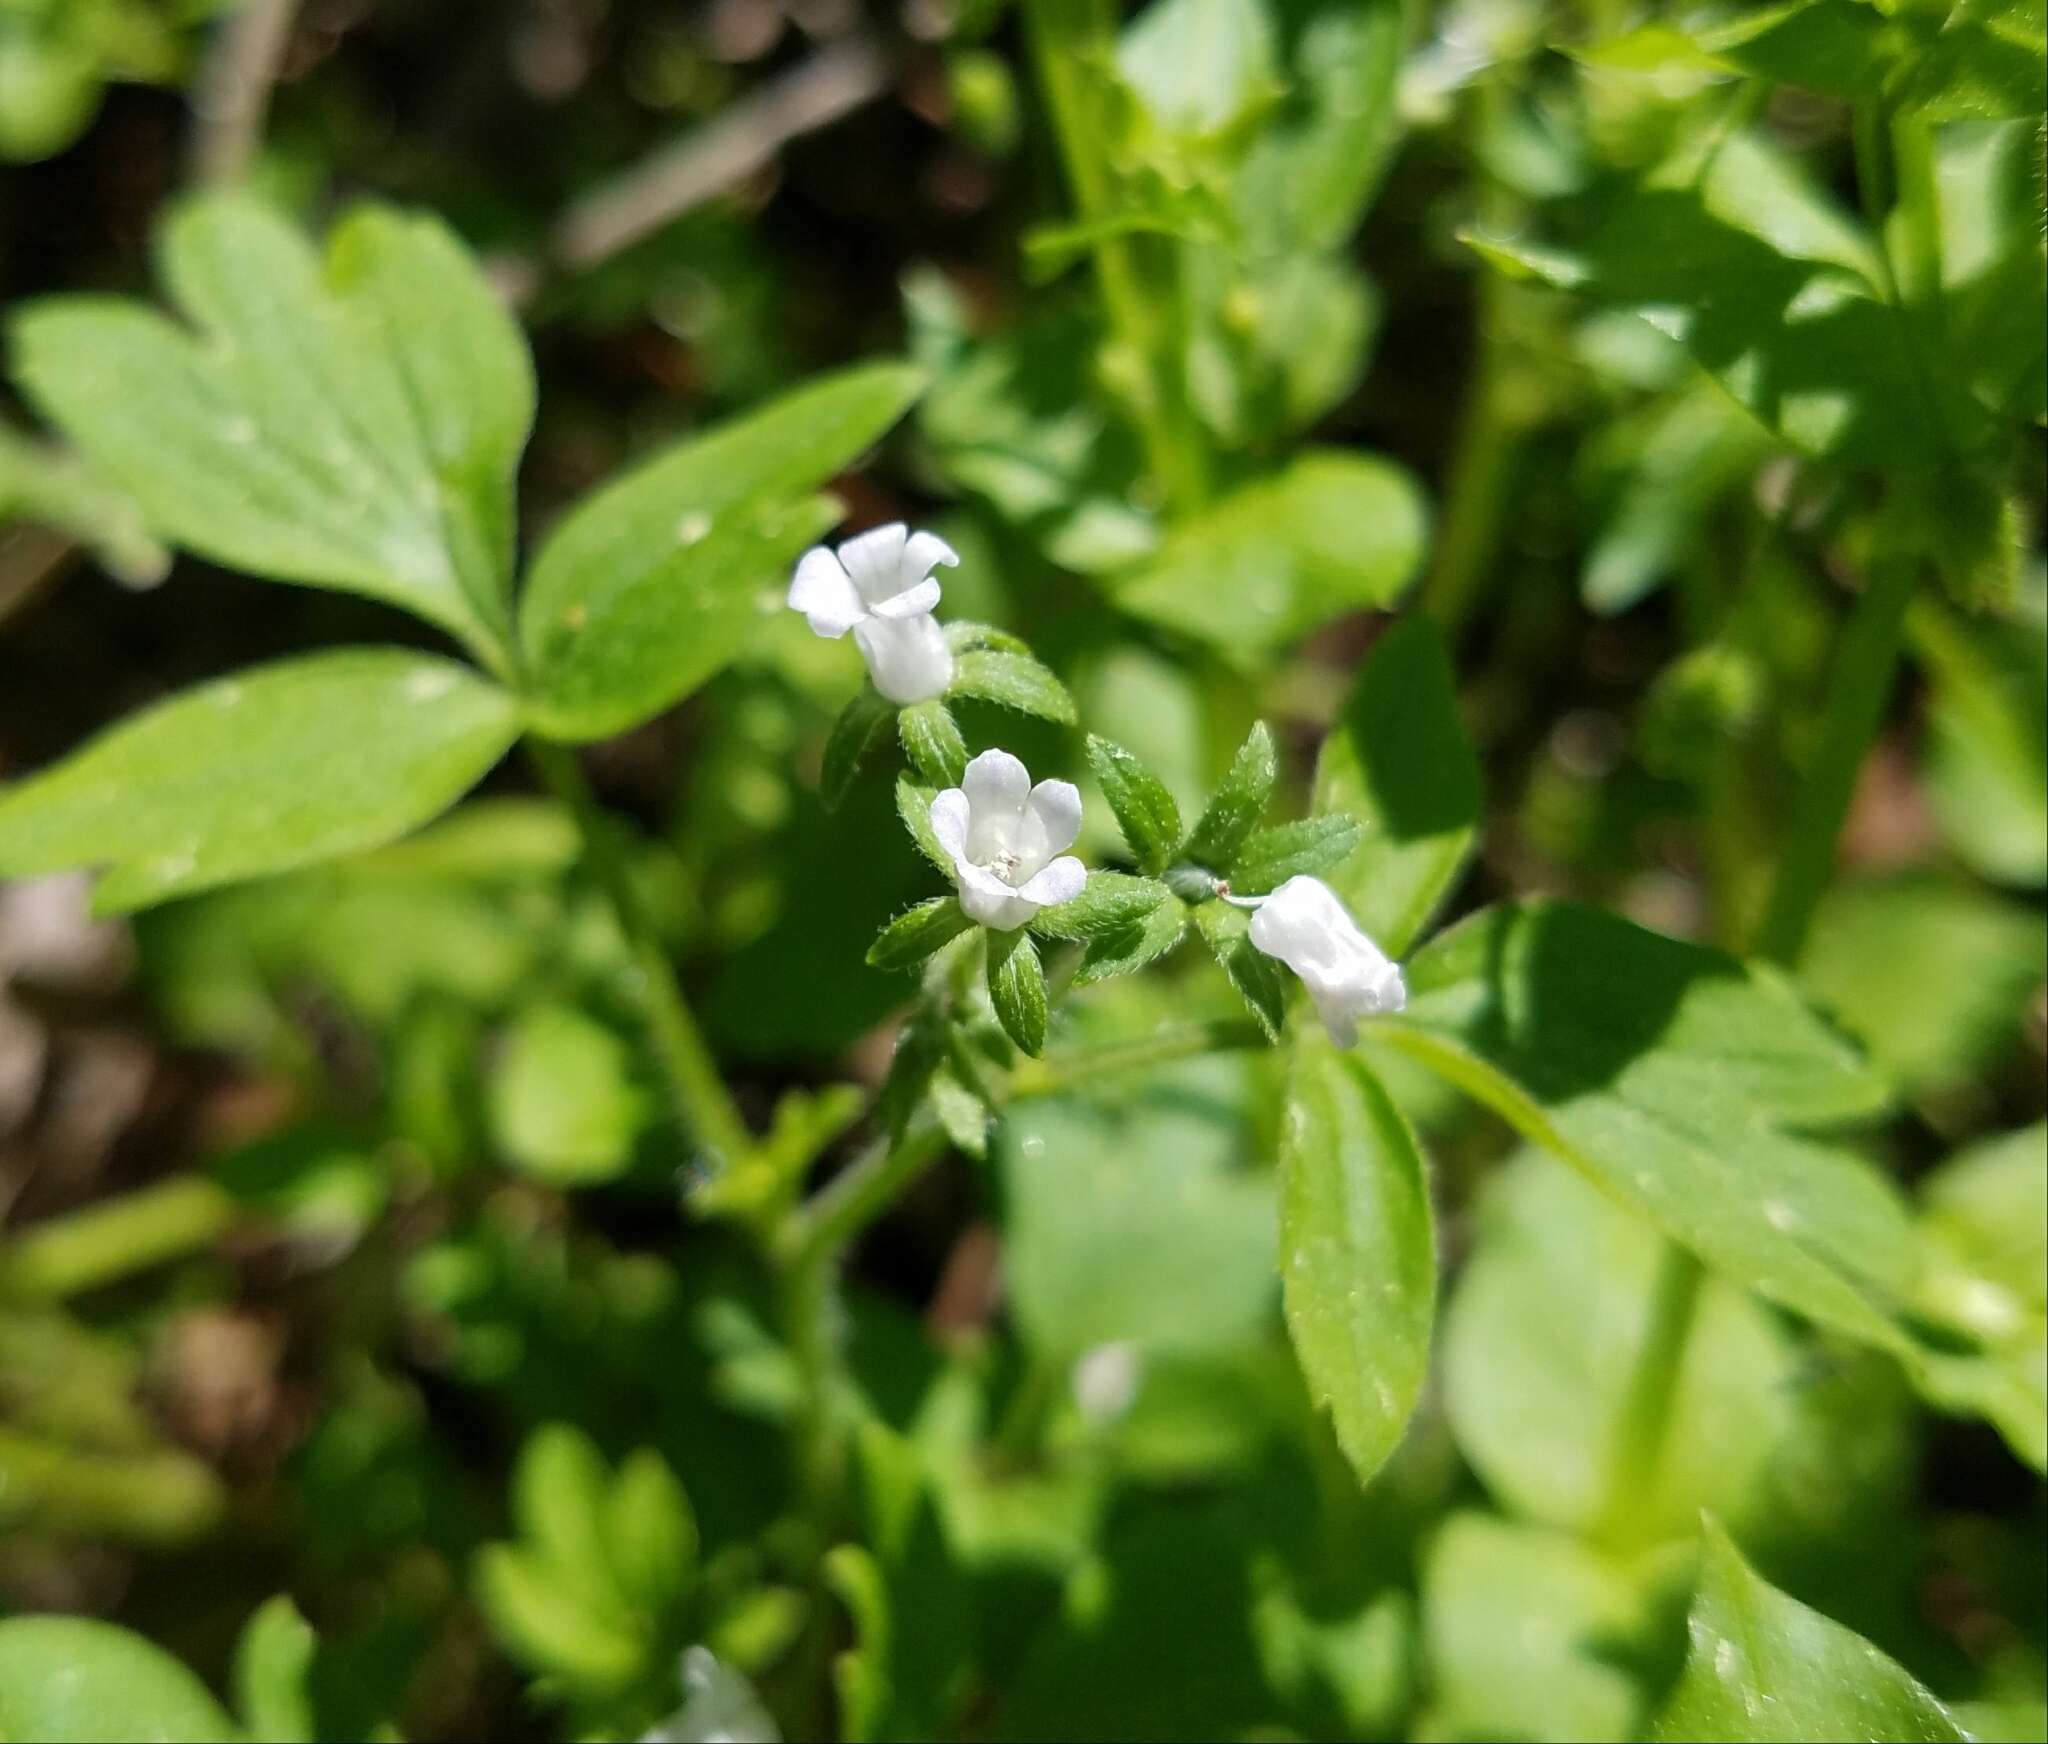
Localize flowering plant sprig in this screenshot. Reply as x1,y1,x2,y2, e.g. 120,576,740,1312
791,525,1077,801
807,525,1412,1062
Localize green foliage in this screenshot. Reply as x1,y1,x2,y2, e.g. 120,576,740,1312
1278,1036,1433,1485
0,650,518,913
986,926,1048,1055
487,1001,649,1185
1652,1523,1969,1742
0,1615,238,1743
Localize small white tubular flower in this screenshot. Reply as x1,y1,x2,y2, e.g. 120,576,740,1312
1244,874,1407,1047
787,522,958,704
929,749,1087,931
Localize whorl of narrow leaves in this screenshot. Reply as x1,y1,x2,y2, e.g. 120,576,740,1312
868,897,975,971
1182,721,1278,871
986,927,1048,1055
1085,734,1184,874
898,699,969,787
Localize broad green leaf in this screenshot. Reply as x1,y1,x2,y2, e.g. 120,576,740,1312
868,896,976,971
1107,451,1426,658
1904,0,2048,120
13,193,532,655
988,927,1048,1055
1183,721,1278,872
1086,734,1184,874
1422,1514,1647,1743
1444,1152,1804,1542
0,1615,238,1743
822,686,897,810
1469,133,1985,464
1279,1038,1434,1485
1030,871,1171,943
1236,0,1406,253
518,362,924,739
1802,875,2046,1098
232,1596,316,1744
1229,814,1365,895
1377,902,1916,1353
1935,116,2046,425
1650,1522,1967,1742
1703,0,1903,99
898,698,968,786
1313,617,1481,955
487,1002,647,1185
0,649,518,913
1195,900,1288,1039
948,647,1077,724
998,1059,1274,1360
1911,1124,2047,1470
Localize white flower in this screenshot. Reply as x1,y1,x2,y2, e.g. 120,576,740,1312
1242,874,1406,1047
930,749,1086,932
788,522,958,704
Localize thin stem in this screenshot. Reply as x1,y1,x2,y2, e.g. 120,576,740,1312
1596,1244,1704,1548
526,739,751,1171
0,1178,236,1302
189,0,299,184
1753,551,1919,966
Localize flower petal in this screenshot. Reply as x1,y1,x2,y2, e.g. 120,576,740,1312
901,530,961,583
1015,854,1085,907
855,613,953,704
788,547,863,638
867,577,943,621
928,787,971,861
837,523,909,605
961,748,1031,821
1024,779,1083,857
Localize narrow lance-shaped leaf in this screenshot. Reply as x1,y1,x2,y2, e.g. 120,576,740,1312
1195,901,1287,1039
821,686,897,810
1028,870,1170,943
1182,721,1277,872
1651,1521,1967,1742
519,362,925,740
233,1595,318,1744
13,193,534,657
1314,615,1481,956
987,928,1048,1056
1229,814,1365,895
899,699,968,787
1085,734,1184,875
948,648,1078,724
0,649,519,913
1280,1037,1435,1485
869,897,976,971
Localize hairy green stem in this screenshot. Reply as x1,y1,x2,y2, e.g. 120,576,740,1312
526,739,751,1170
1597,1243,1704,1547
0,1178,236,1302
1753,552,1919,967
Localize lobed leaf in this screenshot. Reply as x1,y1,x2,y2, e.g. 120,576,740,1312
0,648,518,913
13,193,532,657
